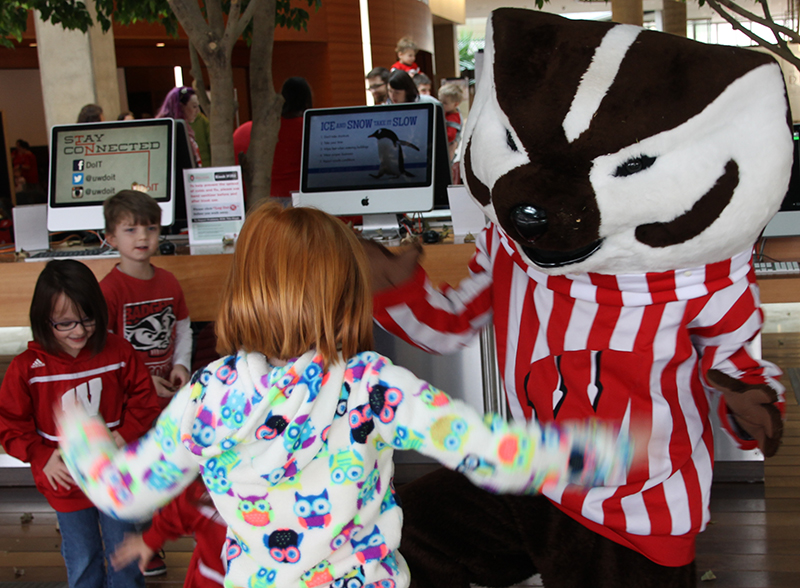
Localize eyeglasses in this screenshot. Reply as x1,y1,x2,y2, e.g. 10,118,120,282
51,317,96,332
368,83,386,91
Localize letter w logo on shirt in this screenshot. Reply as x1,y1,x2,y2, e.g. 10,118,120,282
61,377,102,416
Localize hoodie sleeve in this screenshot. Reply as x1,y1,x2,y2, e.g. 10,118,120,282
0,356,55,471
115,344,162,443
57,382,199,522
690,273,784,450
361,356,632,494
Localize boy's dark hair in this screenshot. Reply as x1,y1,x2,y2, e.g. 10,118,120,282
366,67,390,83
77,104,104,123
104,190,162,234
30,260,108,356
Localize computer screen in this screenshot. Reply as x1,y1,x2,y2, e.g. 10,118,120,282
296,102,442,216
47,118,176,231
763,124,800,238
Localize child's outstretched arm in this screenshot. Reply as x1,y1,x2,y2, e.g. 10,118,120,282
361,357,634,494
56,383,199,521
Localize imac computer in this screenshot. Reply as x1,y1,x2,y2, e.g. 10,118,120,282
48,118,180,232
763,124,800,238
295,101,451,236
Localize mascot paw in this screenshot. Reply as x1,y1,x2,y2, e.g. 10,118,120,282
707,369,783,457
361,238,423,293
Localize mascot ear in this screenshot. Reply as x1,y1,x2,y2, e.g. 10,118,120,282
706,369,783,457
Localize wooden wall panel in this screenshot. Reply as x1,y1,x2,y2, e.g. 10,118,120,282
325,0,368,107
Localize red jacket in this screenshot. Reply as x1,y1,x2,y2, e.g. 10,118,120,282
142,479,227,588
0,334,161,512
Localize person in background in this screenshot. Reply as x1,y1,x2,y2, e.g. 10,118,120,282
100,190,192,577
56,202,633,588
77,104,104,123
233,77,313,203
117,112,135,121
190,110,212,168
13,139,39,188
101,190,192,407
413,73,432,96
156,86,203,166
0,259,160,588
438,83,464,163
391,37,421,77
366,67,390,105
387,70,440,105
111,478,227,588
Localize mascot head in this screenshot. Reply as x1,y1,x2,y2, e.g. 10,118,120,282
462,9,793,275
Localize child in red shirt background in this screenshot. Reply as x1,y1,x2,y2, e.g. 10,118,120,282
111,478,227,588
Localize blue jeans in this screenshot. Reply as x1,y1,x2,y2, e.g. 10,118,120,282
56,507,145,588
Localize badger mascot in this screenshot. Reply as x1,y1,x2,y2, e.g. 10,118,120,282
369,8,789,588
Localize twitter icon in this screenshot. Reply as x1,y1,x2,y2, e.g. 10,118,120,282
72,173,84,185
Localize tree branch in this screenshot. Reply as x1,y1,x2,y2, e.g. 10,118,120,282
711,0,800,44
167,0,213,57
221,0,258,54
189,41,210,115
206,0,225,40
706,0,800,70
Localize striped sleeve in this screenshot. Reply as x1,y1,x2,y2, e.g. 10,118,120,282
372,229,496,354
689,278,784,447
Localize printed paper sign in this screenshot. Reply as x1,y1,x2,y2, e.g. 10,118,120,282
183,166,245,245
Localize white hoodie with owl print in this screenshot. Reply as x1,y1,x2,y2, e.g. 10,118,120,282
58,349,631,588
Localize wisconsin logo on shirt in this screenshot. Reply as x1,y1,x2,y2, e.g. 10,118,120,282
61,377,102,416
122,299,176,358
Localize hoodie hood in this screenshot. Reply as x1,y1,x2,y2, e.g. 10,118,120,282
179,350,344,485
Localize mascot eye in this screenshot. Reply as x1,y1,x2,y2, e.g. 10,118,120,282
613,155,656,177
505,129,518,152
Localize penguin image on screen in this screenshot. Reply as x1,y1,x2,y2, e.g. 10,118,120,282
368,129,420,179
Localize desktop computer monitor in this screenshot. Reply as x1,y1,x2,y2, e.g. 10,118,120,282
763,124,800,238
296,102,449,222
47,118,178,232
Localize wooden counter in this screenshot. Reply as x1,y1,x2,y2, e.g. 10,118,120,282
0,243,477,327
2,237,798,327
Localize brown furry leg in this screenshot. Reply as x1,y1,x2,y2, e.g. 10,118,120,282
502,496,696,588
398,468,539,588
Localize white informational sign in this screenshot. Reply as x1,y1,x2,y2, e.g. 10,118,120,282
183,166,246,245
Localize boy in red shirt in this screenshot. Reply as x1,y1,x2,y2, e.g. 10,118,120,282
101,190,192,408
438,83,464,163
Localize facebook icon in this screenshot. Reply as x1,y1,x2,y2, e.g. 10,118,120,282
73,159,85,171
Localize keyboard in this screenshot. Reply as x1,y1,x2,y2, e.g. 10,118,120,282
24,246,120,262
753,261,800,276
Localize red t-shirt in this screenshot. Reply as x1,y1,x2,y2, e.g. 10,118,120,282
100,266,189,385
232,117,304,199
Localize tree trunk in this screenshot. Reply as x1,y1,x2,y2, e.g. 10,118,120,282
207,54,237,167
246,0,283,208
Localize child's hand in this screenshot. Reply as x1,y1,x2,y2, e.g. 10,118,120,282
43,449,73,491
111,431,126,448
153,375,177,398
170,365,190,391
111,533,154,573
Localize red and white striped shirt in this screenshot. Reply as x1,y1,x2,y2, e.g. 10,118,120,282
374,223,784,567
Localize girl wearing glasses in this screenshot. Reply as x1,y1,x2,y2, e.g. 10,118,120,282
0,259,161,588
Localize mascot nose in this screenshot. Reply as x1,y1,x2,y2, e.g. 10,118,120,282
510,205,548,242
